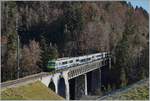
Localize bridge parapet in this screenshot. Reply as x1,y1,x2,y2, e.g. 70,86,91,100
67,57,110,80
0,72,49,90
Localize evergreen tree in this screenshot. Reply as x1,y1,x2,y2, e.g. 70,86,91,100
115,32,130,87
63,2,84,35
40,34,59,71
62,2,85,56
49,43,59,60
138,45,149,79
5,33,17,80
40,34,49,71
120,68,127,87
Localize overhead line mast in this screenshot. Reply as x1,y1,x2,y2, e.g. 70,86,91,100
16,3,20,79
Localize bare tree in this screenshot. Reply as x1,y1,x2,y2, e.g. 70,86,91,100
21,40,42,76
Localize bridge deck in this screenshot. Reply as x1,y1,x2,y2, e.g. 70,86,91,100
68,58,108,79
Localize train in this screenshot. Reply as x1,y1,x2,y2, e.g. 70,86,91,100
47,52,109,70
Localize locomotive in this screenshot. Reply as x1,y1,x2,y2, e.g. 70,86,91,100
47,52,108,70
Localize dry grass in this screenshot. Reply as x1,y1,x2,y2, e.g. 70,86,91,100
103,79,149,100
1,81,64,100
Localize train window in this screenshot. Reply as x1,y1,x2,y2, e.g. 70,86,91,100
76,59,79,62
62,61,67,65
81,59,86,62
69,60,73,63
87,58,91,61
96,55,101,57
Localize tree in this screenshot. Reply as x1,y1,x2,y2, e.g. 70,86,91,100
21,40,41,76
49,43,59,60
63,2,84,35
4,33,17,81
120,68,127,87
39,34,49,71
107,84,112,92
62,2,85,56
1,1,17,36
21,45,32,75
40,33,59,71
115,32,130,86
138,45,149,79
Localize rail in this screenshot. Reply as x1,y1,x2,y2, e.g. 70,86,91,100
0,72,49,89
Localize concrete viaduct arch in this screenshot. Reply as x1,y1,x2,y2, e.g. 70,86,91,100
58,77,66,98
41,69,101,100
48,80,55,92
41,71,70,99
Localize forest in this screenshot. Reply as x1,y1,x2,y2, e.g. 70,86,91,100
1,1,149,91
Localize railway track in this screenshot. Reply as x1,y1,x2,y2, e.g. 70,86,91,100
0,72,49,89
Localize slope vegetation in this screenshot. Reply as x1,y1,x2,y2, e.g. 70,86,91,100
100,79,149,100
1,81,64,100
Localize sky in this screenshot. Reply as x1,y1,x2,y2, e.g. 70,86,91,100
126,0,149,13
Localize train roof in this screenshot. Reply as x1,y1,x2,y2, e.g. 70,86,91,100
55,52,107,61
57,57,70,61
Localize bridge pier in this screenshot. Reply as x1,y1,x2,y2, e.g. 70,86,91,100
84,74,88,95
87,71,92,95
91,68,101,95
53,74,59,94
62,71,70,100
74,75,85,99
99,68,101,92
65,80,70,100
69,78,75,100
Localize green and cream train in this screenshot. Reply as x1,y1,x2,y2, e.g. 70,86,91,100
47,52,109,70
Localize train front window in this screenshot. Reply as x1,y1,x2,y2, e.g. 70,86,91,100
48,62,56,66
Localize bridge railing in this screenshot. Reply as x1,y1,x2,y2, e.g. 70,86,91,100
0,72,49,89
68,56,111,79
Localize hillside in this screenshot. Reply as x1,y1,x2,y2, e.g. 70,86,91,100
99,79,149,100
1,81,64,100
1,1,149,95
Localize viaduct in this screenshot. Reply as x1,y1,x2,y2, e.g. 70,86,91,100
1,54,111,100
41,54,111,100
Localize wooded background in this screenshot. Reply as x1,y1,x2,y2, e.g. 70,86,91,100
1,1,149,92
